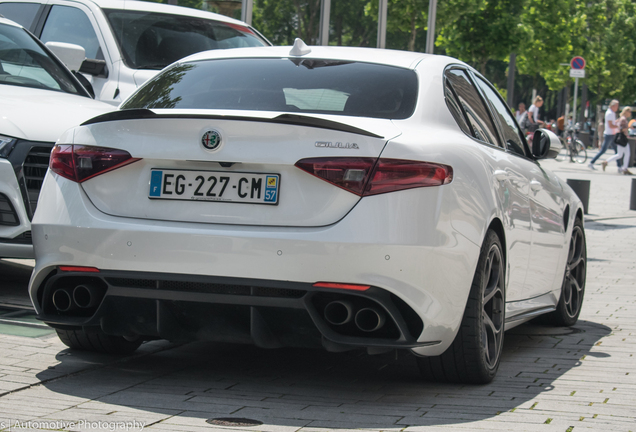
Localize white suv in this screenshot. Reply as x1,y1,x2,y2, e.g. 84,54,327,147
0,0,269,105
0,17,112,258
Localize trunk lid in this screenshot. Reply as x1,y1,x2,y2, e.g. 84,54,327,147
77,111,401,227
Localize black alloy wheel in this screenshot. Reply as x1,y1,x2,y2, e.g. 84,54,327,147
546,218,586,326
417,229,505,384
481,241,505,370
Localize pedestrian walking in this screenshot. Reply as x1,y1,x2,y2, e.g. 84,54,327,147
527,97,544,132
557,115,565,137
589,100,619,170
596,115,605,148
601,106,633,175
515,103,526,124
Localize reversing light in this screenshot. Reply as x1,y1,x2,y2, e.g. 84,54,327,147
50,145,140,183
313,282,370,291
295,157,453,196
59,266,100,272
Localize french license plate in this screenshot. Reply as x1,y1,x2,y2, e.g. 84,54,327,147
149,169,279,205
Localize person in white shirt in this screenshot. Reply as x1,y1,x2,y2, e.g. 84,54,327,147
589,100,620,170
515,103,526,124
601,106,632,174
527,96,544,131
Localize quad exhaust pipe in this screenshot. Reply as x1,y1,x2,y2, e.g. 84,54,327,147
354,307,386,332
51,289,74,312
323,301,386,332
52,284,102,312
72,284,101,308
324,300,354,325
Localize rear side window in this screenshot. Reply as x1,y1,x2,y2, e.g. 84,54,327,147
445,68,500,147
444,78,471,136
122,58,419,120
475,76,527,157
0,2,41,29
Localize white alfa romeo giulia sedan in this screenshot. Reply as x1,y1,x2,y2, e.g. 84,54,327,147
29,40,586,384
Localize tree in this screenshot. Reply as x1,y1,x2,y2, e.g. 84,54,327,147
252,0,299,45
581,0,636,102
437,0,525,74
331,0,377,47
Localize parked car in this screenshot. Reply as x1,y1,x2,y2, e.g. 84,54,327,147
30,41,585,384
0,17,112,258
0,0,269,105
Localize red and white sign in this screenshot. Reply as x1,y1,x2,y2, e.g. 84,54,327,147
570,56,586,70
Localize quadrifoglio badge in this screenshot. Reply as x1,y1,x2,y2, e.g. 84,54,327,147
202,130,222,150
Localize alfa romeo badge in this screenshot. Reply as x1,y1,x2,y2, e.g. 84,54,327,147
202,130,221,150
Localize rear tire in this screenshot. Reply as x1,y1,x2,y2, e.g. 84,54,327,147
417,229,505,384
56,328,142,355
544,218,586,326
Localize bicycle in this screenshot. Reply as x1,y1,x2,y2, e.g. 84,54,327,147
556,128,587,164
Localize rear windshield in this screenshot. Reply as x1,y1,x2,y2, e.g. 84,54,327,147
122,58,418,119
104,9,267,70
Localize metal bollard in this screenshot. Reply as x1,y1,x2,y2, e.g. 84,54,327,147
567,179,590,214
631,178,636,211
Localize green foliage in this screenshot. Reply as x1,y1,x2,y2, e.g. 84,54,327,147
438,0,524,74
252,0,300,45
581,0,636,102
516,0,582,89
136,0,636,107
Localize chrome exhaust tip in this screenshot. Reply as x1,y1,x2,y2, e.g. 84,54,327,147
354,307,386,332
324,300,354,325
52,289,73,312
72,284,99,309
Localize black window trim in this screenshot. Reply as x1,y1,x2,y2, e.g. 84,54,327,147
468,69,535,161
443,65,504,151
444,76,474,137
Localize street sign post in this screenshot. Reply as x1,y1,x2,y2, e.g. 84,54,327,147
570,69,585,78
570,57,586,131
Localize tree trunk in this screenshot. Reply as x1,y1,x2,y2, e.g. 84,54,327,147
408,10,417,51
293,0,304,39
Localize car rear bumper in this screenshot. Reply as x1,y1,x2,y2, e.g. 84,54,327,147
31,174,481,356
35,268,439,352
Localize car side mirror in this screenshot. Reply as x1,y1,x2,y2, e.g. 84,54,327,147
45,41,85,72
532,128,562,159
79,58,108,77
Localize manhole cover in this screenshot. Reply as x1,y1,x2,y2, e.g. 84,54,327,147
509,325,583,336
206,418,263,427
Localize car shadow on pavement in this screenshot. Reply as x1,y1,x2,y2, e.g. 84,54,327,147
33,319,611,430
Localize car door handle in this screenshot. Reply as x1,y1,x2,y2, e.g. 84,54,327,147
530,180,542,192
493,170,508,182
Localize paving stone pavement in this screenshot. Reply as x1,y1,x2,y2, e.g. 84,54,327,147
0,152,635,432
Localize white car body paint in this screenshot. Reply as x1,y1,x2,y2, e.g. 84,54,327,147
29,46,585,358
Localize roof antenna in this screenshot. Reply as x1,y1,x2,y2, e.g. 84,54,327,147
289,38,311,56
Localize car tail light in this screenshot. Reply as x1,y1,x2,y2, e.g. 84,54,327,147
295,157,452,196
313,282,370,291
50,145,140,183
